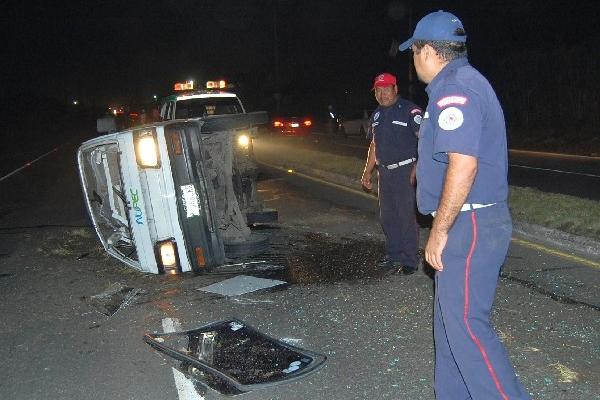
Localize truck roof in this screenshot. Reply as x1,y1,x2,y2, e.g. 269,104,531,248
162,91,239,103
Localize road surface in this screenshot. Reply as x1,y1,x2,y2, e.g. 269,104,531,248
0,143,598,400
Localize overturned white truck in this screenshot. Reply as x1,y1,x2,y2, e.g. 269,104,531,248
78,112,276,274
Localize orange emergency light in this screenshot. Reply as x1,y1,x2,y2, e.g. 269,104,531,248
174,81,194,91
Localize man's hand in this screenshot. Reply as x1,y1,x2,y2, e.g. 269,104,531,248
361,171,373,191
409,164,416,186
425,228,448,271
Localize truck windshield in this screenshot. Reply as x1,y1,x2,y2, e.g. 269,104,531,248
175,97,243,119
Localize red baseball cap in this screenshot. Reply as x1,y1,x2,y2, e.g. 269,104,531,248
372,73,397,89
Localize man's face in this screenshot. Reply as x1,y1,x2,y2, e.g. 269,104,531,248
374,85,398,107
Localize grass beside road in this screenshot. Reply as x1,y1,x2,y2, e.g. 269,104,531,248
254,136,600,241
509,186,600,240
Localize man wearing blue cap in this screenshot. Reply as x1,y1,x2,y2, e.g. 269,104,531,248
398,10,530,400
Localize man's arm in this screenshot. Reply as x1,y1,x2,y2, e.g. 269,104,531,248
425,152,478,271
361,140,376,190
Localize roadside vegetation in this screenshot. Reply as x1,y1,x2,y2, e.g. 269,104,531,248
509,187,600,240
254,137,600,241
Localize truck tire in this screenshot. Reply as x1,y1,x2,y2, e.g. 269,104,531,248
224,233,269,258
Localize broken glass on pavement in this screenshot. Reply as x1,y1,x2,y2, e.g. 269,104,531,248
85,282,141,316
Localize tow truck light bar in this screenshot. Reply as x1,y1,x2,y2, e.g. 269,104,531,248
174,81,195,91
206,80,226,89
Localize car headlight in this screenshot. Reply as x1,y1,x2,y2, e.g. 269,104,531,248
134,128,160,168
237,134,250,148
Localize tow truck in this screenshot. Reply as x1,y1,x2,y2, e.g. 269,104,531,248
159,80,246,121
78,81,276,274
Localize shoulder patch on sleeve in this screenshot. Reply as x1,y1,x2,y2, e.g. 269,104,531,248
410,108,422,114
438,107,464,131
436,96,467,108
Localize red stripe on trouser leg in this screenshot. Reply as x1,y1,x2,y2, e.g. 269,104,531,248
463,211,509,400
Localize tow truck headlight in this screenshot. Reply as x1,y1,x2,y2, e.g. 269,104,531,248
237,134,250,148
134,128,160,168
155,239,180,274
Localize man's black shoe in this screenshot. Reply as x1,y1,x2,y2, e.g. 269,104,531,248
378,258,417,276
398,265,417,275
378,259,403,275
377,258,395,268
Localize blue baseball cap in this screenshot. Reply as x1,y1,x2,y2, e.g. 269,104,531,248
399,10,466,51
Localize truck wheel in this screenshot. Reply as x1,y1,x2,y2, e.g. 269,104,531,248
246,209,278,224
224,233,269,258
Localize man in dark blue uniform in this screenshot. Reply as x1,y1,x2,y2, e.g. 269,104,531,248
398,11,530,399
361,73,423,275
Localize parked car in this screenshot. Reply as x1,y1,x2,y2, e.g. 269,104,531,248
79,112,276,274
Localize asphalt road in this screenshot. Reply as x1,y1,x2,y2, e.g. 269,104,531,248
306,133,600,200
0,143,598,399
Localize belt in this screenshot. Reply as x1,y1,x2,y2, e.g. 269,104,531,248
382,157,416,170
431,203,496,217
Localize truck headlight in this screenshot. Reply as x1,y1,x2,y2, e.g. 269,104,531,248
155,239,180,274
237,134,250,148
134,128,160,168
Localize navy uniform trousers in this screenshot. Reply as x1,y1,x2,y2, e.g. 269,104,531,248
434,204,530,400
377,163,418,268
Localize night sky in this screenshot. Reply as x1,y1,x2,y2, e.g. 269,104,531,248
3,0,599,116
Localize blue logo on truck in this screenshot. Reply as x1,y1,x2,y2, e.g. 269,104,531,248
130,189,144,225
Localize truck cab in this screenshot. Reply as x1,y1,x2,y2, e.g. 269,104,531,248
79,111,273,275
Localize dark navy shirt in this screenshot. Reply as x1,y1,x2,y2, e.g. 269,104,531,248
416,58,509,214
366,98,422,166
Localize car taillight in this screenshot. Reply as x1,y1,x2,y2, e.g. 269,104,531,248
303,120,312,126
273,121,283,127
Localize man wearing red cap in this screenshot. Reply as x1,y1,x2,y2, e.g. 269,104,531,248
361,72,423,275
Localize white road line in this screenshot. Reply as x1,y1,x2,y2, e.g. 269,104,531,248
162,318,205,400
0,147,60,183
509,164,600,178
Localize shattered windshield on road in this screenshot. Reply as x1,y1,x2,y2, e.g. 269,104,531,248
145,319,326,395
